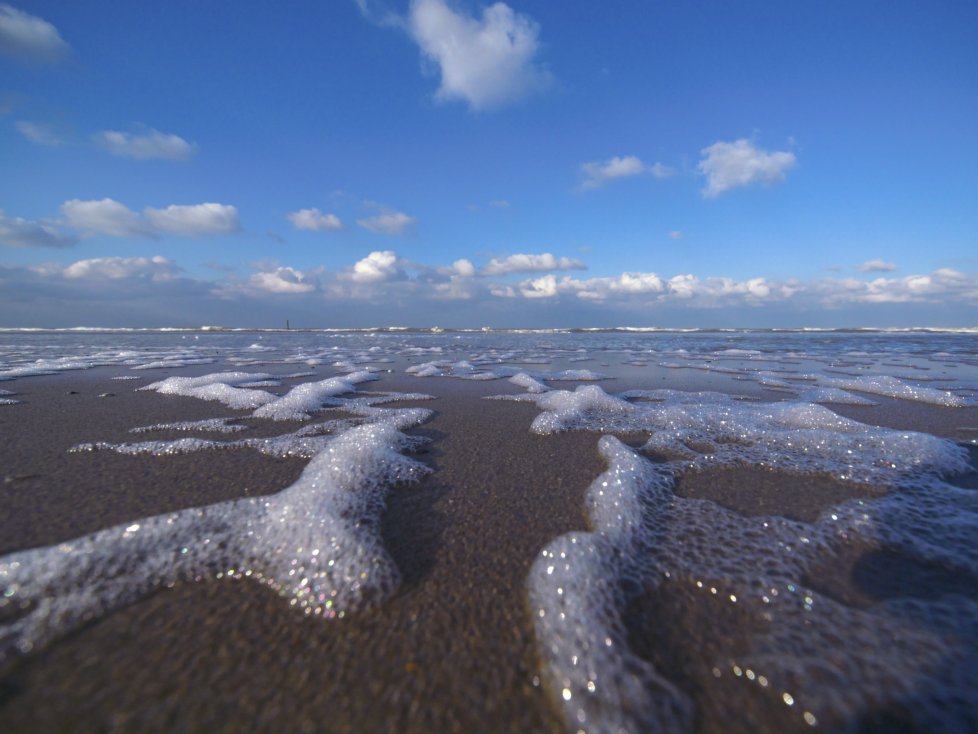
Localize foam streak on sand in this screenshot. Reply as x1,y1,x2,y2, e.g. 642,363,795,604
0,377,433,664
516,384,978,733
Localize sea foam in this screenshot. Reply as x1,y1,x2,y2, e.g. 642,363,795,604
0,376,433,665
514,383,977,733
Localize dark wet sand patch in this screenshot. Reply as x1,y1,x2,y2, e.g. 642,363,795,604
0,372,599,733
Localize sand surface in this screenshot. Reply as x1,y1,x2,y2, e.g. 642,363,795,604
1,366,976,733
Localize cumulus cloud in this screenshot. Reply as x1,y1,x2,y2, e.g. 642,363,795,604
518,273,558,298
697,138,796,197
94,128,197,160
144,203,239,235
0,4,69,63
287,208,343,232
61,255,180,282
438,258,476,278
0,209,76,248
407,0,551,111
482,252,586,276
61,198,146,237
357,210,414,235
60,198,239,237
15,120,65,146
500,270,797,307
249,266,316,294
816,269,978,305
348,250,404,283
579,155,673,190
857,258,896,273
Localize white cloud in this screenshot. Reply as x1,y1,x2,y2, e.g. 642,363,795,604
60,199,239,237
482,252,586,276
668,230,683,240
697,138,796,197
357,210,415,235
15,120,64,146
0,4,69,62
144,203,239,235
816,269,978,305
249,267,316,294
857,258,896,273
489,199,510,208
580,155,645,190
287,208,344,232
62,255,180,282
0,209,75,248
649,162,675,178
407,0,551,111
61,198,146,237
519,273,558,298
449,258,476,277
348,250,404,283
94,128,197,160
580,155,673,190
504,270,796,307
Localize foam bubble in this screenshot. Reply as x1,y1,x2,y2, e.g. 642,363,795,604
1,382,433,665
253,371,378,421
816,374,968,407
141,372,277,410
518,383,978,732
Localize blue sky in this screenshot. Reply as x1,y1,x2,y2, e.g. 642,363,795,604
1,0,976,327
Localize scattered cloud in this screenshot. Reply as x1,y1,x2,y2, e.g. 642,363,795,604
482,252,586,276
697,138,796,197
439,258,476,278
668,230,683,240
249,266,316,294
15,120,65,146
94,128,197,160
61,255,180,282
347,250,404,283
0,209,76,248
407,0,551,111
649,162,674,178
857,258,896,273
3,248,976,327
357,210,415,235
0,4,69,63
579,155,673,190
489,199,510,208
60,198,239,237
518,273,558,298
61,198,146,237
144,203,239,235
287,208,344,232
816,268,978,305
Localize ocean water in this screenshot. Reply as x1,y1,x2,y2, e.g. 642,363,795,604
1,328,977,732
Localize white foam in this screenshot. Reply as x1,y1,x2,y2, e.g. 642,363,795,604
130,418,247,434
253,371,379,421
0,398,20,405
509,373,549,393
141,372,277,410
798,387,877,406
1,386,433,664
816,374,968,407
518,383,977,732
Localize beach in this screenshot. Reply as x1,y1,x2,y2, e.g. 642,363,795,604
1,331,977,733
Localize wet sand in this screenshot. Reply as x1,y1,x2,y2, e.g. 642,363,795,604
1,367,977,732
0,370,600,732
